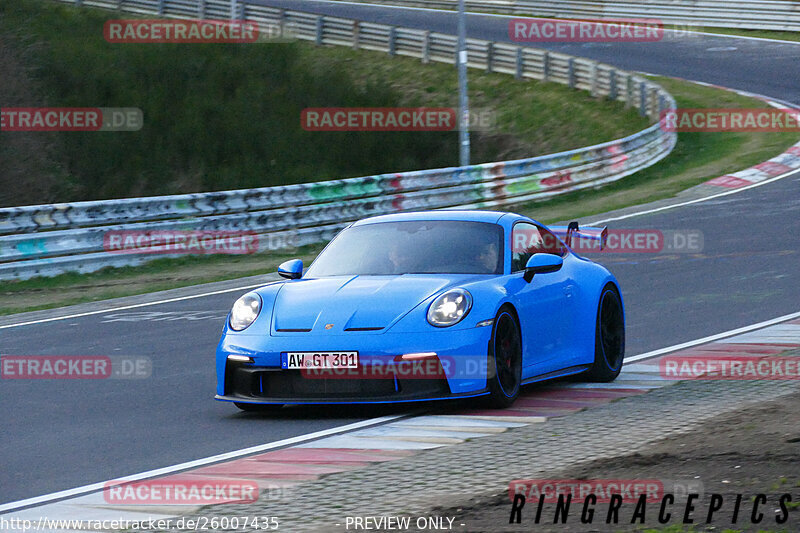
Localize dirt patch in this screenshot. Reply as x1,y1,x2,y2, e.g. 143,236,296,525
431,391,800,532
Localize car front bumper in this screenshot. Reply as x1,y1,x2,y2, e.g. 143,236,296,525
215,326,493,404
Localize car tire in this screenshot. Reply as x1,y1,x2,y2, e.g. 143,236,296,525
234,402,283,413
586,285,625,382
486,308,523,408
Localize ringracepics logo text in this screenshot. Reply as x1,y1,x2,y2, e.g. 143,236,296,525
508,479,793,527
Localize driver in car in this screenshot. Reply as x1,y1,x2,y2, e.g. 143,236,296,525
388,240,417,274
475,241,499,273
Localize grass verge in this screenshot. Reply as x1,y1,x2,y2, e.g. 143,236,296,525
0,246,322,316
2,12,798,315
693,27,800,43
513,76,799,223
0,0,647,206
4,70,798,316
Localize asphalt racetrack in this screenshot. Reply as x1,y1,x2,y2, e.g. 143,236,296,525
1,0,798,506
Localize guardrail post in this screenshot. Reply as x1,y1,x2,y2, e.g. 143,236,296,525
609,69,617,101
388,27,396,56
278,9,286,39
116,0,124,10
658,94,666,117
198,0,206,19
625,76,633,108
639,82,647,117
422,31,431,63
515,47,523,79
229,0,236,20
239,0,246,20
353,21,360,49
567,58,575,88
75,0,82,6
542,51,549,82
486,42,493,73
649,88,658,120
315,16,324,45
590,63,598,97
157,0,165,16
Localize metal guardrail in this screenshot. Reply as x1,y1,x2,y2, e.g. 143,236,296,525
332,0,800,31
0,0,677,280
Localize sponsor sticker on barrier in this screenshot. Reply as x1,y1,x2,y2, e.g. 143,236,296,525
509,18,663,42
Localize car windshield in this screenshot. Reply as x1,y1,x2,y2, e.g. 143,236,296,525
305,220,504,276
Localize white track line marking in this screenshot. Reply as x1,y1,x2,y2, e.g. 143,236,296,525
624,310,800,364
586,79,799,225
315,0,800,45
4,311,798,513
1,0,796,517
589,167,800,225
0,415,405,514
0,283,269,330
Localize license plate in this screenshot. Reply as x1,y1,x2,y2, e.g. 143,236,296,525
282,352,358,369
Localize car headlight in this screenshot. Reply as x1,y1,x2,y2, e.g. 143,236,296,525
229,293,261,331
427,289,472,327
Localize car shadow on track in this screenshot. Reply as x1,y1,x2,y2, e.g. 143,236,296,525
226,377,580,420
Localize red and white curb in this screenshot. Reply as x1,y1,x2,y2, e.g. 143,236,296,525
705,143,800,189
3,317,799,532
665,78,800,190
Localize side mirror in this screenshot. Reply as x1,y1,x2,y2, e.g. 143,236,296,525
278,259,303,280
523,253,563,282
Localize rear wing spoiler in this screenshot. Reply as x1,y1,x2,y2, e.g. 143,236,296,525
550,221,608,251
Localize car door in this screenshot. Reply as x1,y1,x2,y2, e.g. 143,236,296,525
507,222,577,378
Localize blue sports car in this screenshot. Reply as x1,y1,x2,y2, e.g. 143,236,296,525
216,210,624,411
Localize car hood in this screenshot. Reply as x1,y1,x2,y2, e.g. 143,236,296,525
269,274,474,335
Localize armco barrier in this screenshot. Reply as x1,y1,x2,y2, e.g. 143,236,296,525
0,0,676,280
331,0,800,32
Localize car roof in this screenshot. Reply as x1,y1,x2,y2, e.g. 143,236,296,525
352,210,522,226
